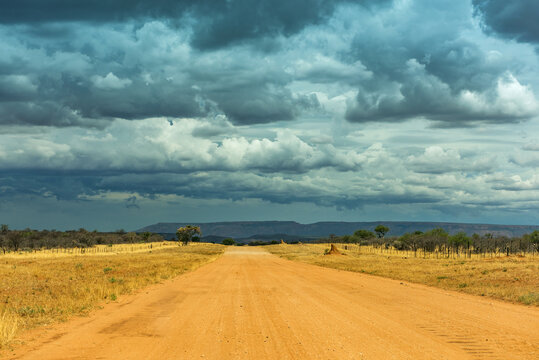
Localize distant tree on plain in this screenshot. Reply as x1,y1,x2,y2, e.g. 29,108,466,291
449,232,470,255
176,225,202,246
527,230,539,253
374,225,389,238
354,229,375,240
141,232,152,242
8,232,22,252
0,225,8,254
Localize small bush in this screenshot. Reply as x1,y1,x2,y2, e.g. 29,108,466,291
518,292,539,305
17,306,45,317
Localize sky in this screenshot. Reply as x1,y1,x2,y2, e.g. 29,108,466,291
0,0,538,231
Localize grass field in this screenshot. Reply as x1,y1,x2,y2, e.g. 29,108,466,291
267,243,539,306
0,242,224,348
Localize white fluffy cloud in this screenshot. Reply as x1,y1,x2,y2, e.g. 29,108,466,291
0,118,363,173
1,118,538,218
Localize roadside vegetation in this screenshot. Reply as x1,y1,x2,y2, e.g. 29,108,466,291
0,241,224,349
267,242,539,306
0,225,164,254
176,225,202,245
316,227,539,257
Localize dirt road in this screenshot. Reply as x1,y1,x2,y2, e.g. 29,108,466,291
8,247,539,359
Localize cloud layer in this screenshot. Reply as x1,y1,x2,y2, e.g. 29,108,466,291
1,0,538,230
473,0,539,44
1,0,537,129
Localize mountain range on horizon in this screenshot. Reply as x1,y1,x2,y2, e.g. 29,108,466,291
137,221,539,241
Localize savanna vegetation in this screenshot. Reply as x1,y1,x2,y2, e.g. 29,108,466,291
0,240,224,350
268,240,539,307
0,225,164,254
267,226,539,306
316,227,539,258
176,225,202,245
1,222,537,349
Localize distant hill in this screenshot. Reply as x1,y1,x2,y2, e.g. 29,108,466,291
137,221,539,241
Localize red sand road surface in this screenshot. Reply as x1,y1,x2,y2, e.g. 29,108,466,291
7,247,539,359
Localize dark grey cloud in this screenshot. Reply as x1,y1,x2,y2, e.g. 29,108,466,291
215,89,320,124
0,1,391,50
473,0,539,44
0,72,202,127
2,0,535,129
0,169,440,211
0,101,101,127
0,1,184,23
0,15,324,127
189,0,339,50
64,77,202,121
0,172,101,200
344,0,538,126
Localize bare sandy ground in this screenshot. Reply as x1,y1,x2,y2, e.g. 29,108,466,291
7,247,539,360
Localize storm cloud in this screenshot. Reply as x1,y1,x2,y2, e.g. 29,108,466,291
0,0,390,49
0,0,538,230
344,0,538,125
473,0,539,44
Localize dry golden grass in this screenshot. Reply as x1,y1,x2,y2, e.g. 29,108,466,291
0,242,224,348
267,243,539,306
1,241,179,259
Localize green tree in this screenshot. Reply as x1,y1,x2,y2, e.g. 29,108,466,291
0,225,8,254
8,232,22,252
123,232,138,243
529,230,539,253
425,228,448,238
222,238,235,246
141,232,152,242
449,232,470,255
176,225,202,246
422,228,448,253
374,225,389,238
354,229,375,239
529,230,539,243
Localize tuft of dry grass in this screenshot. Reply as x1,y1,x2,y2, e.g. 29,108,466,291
0,307,18,348
267,243,539,306
0,242,224,348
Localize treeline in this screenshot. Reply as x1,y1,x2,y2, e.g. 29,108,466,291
0,225,163,253
317,226,539,257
